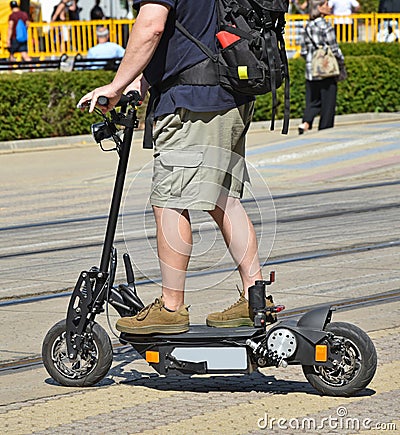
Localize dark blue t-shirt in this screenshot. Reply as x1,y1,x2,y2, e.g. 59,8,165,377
133,0,253,117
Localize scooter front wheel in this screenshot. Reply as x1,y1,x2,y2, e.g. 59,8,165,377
42,319,113,387
302,321,377,397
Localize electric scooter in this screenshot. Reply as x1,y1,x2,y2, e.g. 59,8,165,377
42,92,377,397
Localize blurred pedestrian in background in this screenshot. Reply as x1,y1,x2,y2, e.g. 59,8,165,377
90,0,105,20
51,0,80,51
51,0,78,21
328,0,360,41
7,1,31,62
298,0,344,134
377,0,400,42
87,26,125,68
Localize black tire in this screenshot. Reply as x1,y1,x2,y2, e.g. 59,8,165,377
42,319,113,387
302,322,377,397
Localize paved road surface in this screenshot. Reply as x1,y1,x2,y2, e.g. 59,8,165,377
0,113,399,434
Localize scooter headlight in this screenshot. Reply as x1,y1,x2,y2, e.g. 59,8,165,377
91,121,116,144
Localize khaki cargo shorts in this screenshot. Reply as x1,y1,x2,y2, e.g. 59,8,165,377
150,102,254,210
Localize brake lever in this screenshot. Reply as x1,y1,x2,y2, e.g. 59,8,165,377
125,90,142,107
76,101,90,110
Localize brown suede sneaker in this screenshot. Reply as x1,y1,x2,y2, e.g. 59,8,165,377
206,290,277,328
206,290,252,327
116,297,189,335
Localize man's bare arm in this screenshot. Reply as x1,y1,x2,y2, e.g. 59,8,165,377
78,2,170,112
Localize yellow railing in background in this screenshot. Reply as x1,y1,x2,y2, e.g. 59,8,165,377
0,19,135,59
0,14,399,60
287,13,400,49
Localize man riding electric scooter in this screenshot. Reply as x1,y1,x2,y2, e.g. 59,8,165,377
43,0,377,396
78,0,272,335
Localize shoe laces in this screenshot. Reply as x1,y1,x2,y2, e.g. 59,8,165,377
136,298,163,321
222,286,246,313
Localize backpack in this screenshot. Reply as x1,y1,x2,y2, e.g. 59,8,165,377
15,19,28,43
143,0,290,148
166,0,290,134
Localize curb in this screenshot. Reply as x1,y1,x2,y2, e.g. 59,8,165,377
1,112,399,155
249,112,400,133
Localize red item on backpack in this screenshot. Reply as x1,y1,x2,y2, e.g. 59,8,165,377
216,30,240,48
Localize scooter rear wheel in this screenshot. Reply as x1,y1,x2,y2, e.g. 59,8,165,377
302,321,377,397
42,319,113,387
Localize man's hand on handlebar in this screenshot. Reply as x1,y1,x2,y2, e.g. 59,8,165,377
77,84,122,114
125,74,150,101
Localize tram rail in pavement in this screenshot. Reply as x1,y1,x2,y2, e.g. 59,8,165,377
0,113,399,434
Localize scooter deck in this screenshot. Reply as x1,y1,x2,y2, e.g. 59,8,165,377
121,324,262,344
121,325,263,376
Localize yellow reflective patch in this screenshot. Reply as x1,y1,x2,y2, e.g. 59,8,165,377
238,66,248,80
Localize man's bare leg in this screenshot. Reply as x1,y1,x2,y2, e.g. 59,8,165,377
208,195,262,297
152,206,192,310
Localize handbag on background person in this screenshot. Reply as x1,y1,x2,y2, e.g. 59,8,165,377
305,27,340,79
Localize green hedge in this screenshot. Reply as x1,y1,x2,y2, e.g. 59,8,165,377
0,71,113,141
339,42,400,58
0,43,399,141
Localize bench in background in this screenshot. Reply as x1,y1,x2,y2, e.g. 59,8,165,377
0,54,121,73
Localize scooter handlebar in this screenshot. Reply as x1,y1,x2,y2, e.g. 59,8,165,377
98,91,142,108
97,96,109,106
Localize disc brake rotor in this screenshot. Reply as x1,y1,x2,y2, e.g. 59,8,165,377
316,337,362,387
51,331,99,379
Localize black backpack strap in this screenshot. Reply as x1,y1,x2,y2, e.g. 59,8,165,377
262,12,278,130
277,16,290,134
263,14,290,135
143,87,160,149
220,24,253,40
175,21,218,61
160,58,219,89
278,32,290,134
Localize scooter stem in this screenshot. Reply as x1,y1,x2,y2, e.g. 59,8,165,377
99,117,135,273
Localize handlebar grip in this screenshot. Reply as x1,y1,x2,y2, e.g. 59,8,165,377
97,96,109,106
96,91,141,109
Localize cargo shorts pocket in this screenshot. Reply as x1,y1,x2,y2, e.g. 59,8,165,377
158,150,203,198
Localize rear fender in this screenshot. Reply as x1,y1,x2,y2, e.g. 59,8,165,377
268,305,334,366
297,305,333,330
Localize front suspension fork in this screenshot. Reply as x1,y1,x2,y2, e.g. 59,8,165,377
66,269,108,360
66,251,144,360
